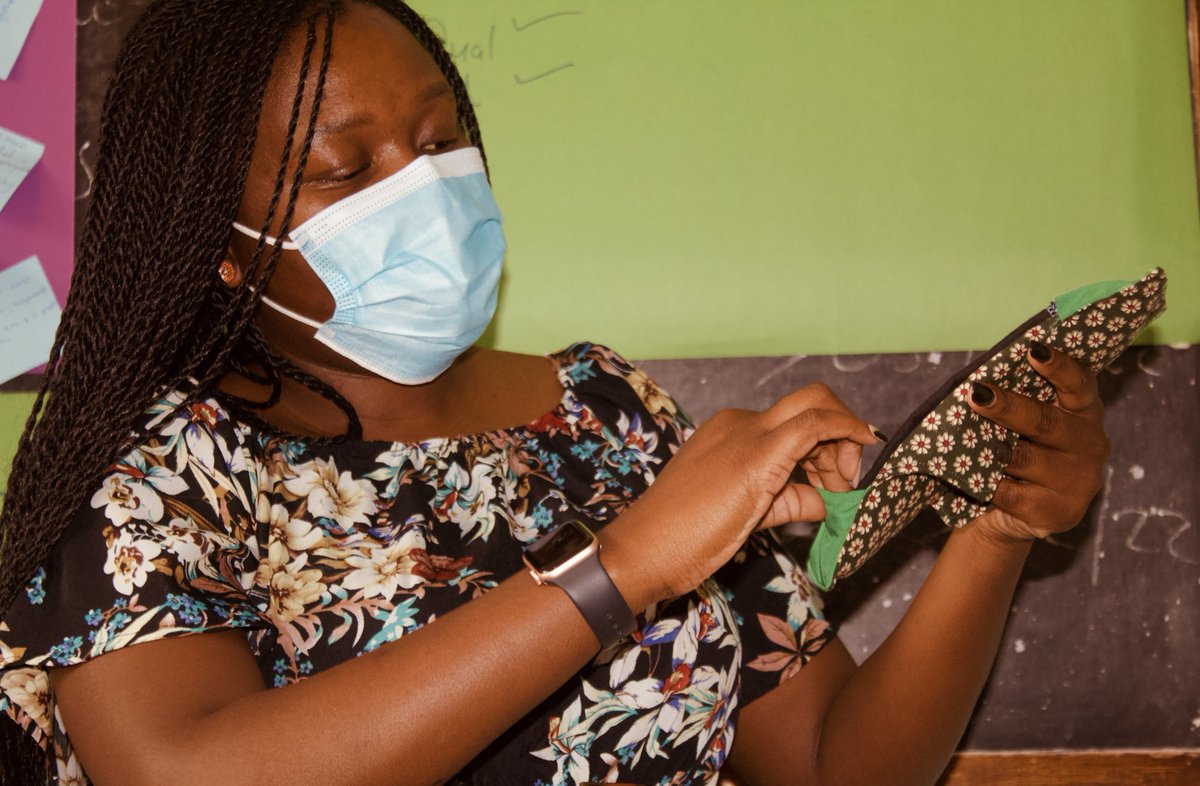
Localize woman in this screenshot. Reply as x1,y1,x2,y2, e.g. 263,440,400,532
0,2,1109,784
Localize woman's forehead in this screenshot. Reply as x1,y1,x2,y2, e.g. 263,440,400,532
257,2,447,140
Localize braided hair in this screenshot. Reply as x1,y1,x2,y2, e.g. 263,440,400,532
0,1,484,781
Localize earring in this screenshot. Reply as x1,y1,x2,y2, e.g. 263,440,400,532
218,261,241,287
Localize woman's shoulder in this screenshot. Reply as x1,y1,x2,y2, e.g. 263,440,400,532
548,341,693,434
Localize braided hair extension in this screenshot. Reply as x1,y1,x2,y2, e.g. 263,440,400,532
0,1,484,781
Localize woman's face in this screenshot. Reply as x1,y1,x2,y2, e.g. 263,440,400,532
226,2,470,374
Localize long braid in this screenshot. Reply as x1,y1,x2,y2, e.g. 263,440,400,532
0,2,482,780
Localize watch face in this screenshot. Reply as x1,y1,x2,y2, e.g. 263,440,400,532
525,520,594,573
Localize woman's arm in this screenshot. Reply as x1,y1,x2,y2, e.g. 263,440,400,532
52,542,632,786
727,344,1109,786
50,386,880,786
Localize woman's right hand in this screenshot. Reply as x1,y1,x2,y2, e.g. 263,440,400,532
603,383,881,606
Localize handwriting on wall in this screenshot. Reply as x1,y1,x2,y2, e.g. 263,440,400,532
424,11,582,89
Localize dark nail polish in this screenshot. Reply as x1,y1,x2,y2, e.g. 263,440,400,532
1029,340,1052,363
971,382,995,406
872,427,889,442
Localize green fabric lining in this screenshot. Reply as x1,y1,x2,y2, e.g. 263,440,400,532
806,488,868,592
1053,278,1133,320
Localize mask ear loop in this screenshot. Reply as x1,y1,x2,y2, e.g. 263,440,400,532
232,220,300,251
231,221,323,329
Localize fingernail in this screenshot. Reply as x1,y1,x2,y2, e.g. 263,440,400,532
971,382,995,406
870,425,889,442
1029,340,1052,363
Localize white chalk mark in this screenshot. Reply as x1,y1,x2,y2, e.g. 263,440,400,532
76,140,94,200
928,352,943,365
832,354,882,372
1014,638,1026,653
1091,466,1113,587
1129,465,1145,481
1136,351,1163,377
755,354,806,387
890,353,922,373
1114,506,1198,565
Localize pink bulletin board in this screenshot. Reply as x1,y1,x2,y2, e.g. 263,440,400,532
0,0,76,303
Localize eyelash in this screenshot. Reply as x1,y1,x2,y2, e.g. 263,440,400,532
308,164,367,187
422,137,459,153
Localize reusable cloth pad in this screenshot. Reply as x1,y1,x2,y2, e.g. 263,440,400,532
806,268,1168,591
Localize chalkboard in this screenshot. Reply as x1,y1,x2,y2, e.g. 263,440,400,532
641,343,1200,749
68,0,1200,359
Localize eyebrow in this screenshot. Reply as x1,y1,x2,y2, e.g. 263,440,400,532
415,81,453,104
315,113,376,138
311,82,453,139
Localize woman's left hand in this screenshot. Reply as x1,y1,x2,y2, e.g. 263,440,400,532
966,341,1110,544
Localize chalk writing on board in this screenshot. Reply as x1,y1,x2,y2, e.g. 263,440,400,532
1089,463,1199,587
77,0,150,28
0,125,44,212
76,139,95,200
1115,507,1196,564
0,256,61,385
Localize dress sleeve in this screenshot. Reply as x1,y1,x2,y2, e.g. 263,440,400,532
0,394,268,750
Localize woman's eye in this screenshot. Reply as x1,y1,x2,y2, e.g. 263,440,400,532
421,137,461,154
306,163,368,186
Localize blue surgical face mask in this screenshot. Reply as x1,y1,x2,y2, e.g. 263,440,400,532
232,146,505,385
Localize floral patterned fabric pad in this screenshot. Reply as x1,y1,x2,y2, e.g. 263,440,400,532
807,268,1168,591
1,342,836,786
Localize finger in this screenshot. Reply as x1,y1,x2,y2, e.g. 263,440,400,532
1027,341,1102,415
758,483,827,529
800,443,853,492
968,382,1091,452
762,408,881,468
1000,440,1059,488
990,477,1077,536
836,438,864,487
762,383,849,430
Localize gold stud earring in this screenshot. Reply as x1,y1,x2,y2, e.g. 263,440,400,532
218,261,241,287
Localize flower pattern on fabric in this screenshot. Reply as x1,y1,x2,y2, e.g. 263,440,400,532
825,269,1167,587
0,343,834,786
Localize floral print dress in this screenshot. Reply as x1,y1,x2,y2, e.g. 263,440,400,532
0,343,836,785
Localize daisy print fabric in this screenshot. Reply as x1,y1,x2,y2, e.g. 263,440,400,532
819,268,1167,589
0,342,835,786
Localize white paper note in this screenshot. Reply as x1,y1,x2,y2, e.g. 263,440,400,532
0,255,61,384
0,125,43,213
0,0,43,80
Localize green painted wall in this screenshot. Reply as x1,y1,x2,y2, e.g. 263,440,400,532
2,0,1198,500
414,0,1199,358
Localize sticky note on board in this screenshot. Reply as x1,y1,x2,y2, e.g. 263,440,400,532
0,0,43,80
0,255,61,385
0,125,43,213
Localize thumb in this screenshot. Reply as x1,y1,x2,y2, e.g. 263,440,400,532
758,483,827,529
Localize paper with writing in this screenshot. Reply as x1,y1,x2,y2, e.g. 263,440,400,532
0,125,43,213
0,0,43,79
0,255,61,385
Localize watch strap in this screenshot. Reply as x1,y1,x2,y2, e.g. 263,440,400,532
548,549,637,650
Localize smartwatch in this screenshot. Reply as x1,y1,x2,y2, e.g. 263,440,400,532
522,519,637,649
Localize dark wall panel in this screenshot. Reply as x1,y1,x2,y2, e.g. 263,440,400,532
641,344,1199,749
